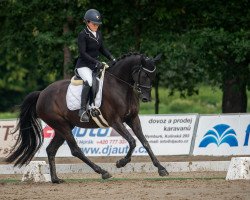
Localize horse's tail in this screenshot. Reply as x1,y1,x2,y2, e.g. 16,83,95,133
5,91,43,167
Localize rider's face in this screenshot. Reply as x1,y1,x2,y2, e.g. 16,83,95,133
87,21,99,32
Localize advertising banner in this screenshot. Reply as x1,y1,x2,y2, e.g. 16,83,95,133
0,115,197,158
139,115,197,155
36,114,197,157
0,120,18,158
193,114,250,156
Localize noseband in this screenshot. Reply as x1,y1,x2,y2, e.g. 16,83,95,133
134,65,156,93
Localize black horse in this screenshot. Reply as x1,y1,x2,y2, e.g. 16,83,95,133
6,53,169,183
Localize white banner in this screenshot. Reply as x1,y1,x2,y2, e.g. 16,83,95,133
36,114,197,157
139,115,197,155
193,114,250,156
0,120,17,158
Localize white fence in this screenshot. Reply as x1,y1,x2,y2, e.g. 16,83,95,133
1,114,250,158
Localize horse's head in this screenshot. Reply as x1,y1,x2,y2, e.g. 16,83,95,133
132,54,161,102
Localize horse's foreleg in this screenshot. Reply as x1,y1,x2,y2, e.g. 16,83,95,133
112,121,136,168
46,132,65,183
126,116,169,176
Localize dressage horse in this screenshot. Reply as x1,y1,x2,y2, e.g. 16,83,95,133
6,53,169,183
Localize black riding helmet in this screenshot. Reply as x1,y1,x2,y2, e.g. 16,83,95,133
84,9,102,25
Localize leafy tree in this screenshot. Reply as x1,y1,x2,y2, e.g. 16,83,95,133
194,28,250,112
0,0,249,113
0,0,88,110
141,0,250,113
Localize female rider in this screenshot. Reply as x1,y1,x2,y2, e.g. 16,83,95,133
75,9,116,122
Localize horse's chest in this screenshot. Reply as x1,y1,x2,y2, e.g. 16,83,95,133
125,102,139,117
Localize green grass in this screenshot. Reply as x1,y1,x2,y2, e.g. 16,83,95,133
140,85,250,114
140,85,222,114
0,112,18,119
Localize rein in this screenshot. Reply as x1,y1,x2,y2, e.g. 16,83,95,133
105,70,135,89
105,64,156,93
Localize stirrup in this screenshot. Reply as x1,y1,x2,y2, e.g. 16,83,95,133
80,111,90,122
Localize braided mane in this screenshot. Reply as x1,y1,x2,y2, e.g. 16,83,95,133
109,52,142,67
117,52,141,61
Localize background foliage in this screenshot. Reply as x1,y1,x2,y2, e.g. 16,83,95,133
0,0,249,112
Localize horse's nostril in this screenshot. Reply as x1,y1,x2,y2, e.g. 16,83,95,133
142,98,148,102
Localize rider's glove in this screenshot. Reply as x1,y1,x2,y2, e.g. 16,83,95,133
96,62,104,70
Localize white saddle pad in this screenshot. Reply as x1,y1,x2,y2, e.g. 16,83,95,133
66,72,105,111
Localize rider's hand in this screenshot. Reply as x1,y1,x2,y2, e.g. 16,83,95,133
96,62,104,70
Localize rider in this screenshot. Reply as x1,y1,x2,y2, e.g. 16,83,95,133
75,9,116,122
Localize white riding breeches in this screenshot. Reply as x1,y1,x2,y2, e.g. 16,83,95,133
77,67,93,87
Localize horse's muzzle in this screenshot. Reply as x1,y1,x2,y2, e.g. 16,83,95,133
140,90,151,102
141,96,151,102
142,97,149,102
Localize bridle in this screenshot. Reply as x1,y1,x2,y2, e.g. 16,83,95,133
134,65,156,93
105,64,156,94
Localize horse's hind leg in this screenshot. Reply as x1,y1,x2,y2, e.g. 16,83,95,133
46,132,65,183
46,116,112,180
126,116,169,176
111,120,136,168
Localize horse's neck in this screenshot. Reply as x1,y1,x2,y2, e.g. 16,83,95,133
110,56,140,83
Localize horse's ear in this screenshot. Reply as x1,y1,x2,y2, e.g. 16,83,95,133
153,54,162,63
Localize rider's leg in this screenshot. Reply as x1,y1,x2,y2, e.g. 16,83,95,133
77,67,93,86
77,67,93,122
79,81,91,122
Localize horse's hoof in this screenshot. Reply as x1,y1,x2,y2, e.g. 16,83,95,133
116,158,131,168
102,172,112,179
52,178,65,184
158,168,169,176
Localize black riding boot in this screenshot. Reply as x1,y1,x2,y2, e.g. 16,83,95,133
79,82,91,122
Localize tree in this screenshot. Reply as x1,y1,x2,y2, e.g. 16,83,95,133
1,0,249,113
194,29,250,112
0,0,88,110
141,0,250,113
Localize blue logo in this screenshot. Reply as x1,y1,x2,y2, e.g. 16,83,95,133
244,124,250,146
199,124,238,147
72,127,109,137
